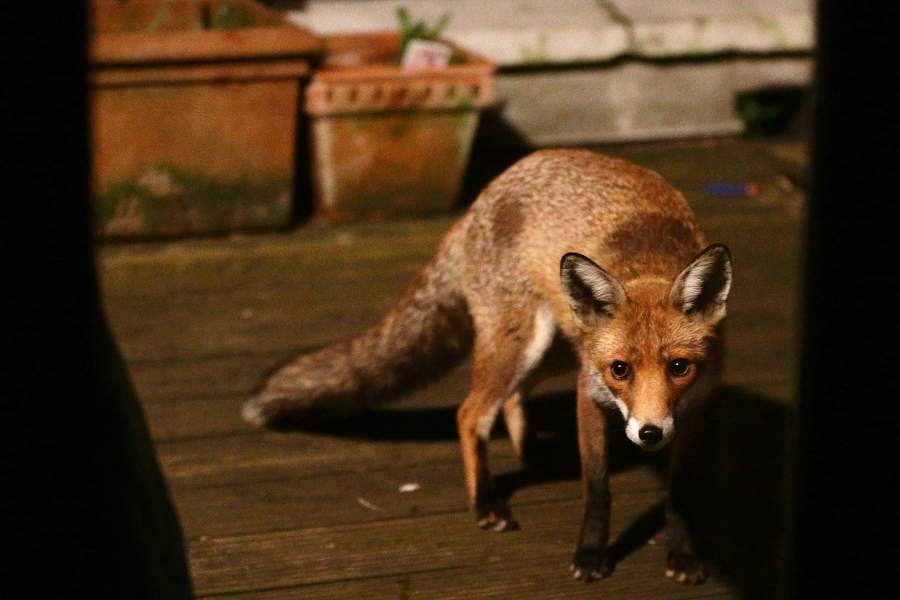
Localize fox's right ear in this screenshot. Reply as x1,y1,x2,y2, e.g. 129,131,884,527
560,253,626,323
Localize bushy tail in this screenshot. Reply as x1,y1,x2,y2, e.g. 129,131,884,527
242,224,472,428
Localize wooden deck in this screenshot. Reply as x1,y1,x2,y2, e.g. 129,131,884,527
97,137,806,599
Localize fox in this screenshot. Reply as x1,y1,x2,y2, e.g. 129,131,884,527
242,149,732,585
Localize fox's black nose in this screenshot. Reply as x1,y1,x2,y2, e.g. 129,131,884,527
639,425,663,445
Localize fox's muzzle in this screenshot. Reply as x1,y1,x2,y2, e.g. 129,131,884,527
625,416,674,451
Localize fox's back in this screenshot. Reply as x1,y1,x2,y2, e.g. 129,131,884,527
459,149,707,332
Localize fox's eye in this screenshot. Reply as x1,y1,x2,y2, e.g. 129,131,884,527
668,359,692,378
610,361,630,380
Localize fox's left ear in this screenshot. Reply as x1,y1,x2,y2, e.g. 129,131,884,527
669,244,732,321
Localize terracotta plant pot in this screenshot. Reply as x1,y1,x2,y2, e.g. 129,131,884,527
89,0,321,238
305,33,495,222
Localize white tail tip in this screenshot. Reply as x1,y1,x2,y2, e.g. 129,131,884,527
241,396,269,427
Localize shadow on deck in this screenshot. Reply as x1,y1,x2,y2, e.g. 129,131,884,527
278,384,792,600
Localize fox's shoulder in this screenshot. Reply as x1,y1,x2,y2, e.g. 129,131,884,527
475,148,686,219
477,149,675,208
461,148,703,281
509,148,667,183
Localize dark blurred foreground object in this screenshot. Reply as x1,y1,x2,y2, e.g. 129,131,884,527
89,0,320,238
306,32,495,222
6,1,191,597
794,3,900,598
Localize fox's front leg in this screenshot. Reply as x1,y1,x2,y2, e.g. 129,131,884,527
665,410,708,584
570,370,612,581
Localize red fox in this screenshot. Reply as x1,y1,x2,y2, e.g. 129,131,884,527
243,149,732,585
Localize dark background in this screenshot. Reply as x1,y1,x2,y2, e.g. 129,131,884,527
4,2,899,597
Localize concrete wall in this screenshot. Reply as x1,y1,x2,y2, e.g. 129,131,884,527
281,0,814,144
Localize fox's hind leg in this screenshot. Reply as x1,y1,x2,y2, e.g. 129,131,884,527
501,390,527,460
457,303,555,532
457,355,520,531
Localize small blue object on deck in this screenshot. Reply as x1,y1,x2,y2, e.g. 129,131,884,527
703,182,759,198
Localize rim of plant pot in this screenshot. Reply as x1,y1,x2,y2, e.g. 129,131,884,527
91,59,312,87
90,0,322,65
305,32,496,116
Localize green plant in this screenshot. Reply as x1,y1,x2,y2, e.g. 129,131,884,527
145,0,172,32
396,6,452,58
211,2,251,29
145,1,251,32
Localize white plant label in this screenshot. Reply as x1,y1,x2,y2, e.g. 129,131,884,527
402,39,452,69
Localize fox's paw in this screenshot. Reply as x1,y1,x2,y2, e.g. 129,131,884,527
475,501,519,533
570,549,610,582
666,551,708,585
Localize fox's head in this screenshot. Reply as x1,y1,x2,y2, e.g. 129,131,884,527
560,245,732,451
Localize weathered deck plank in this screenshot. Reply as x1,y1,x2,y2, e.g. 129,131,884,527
157,429,470,489
200,574,737,600
187,494,731,597
172,461,664,540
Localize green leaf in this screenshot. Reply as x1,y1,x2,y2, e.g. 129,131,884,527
396,8,455,60
408,23,426,39
145,0,172,33
431,12,452,37
396,6,412,32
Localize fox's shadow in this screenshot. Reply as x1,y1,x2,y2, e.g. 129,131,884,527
292,384,791,599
